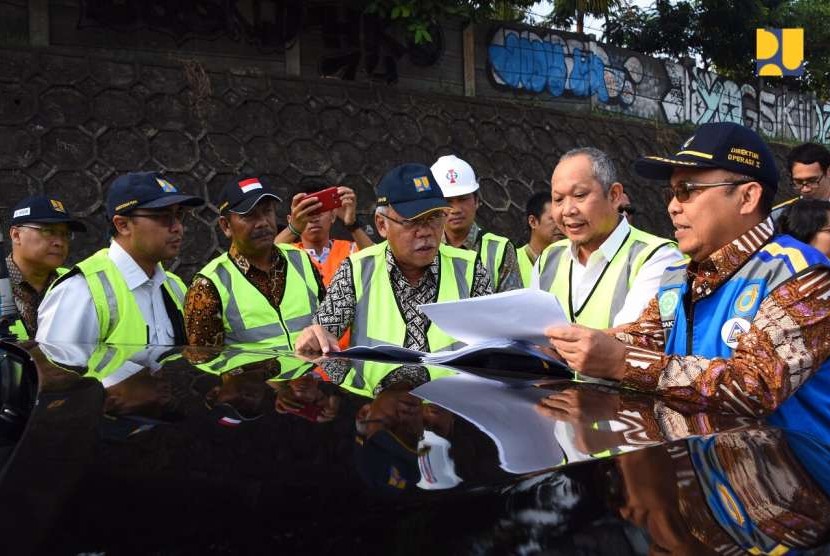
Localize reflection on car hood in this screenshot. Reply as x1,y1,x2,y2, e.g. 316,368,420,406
0,341,828,555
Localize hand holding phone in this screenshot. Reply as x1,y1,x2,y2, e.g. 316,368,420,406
301,187,342,215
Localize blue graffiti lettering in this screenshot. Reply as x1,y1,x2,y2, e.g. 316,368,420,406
489,28,628,106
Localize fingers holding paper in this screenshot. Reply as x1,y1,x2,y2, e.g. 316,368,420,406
544,324,627,381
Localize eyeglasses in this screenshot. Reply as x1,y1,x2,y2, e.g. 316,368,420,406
618,205,637,216
662,180,753,203
378,210,447,231
129,208,192,228
790,175,825,190
16,224,74,241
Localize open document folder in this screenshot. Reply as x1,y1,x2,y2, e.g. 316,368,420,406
336,290,572,372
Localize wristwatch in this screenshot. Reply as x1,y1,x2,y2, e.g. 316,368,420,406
345,216,362,232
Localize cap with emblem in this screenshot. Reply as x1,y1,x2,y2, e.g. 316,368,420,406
10,195,87,232
634,122,779,192
375,163,449,220
106,172,204,219
217,175,282,216
430,154,480,198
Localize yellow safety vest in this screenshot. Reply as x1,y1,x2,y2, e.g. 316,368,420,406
349,242,476,352
537,226,674,328
479,232,510,290
196,244,320,350
194,343,314,380
51,249,187,345
516,244,535,288
8,266,69,341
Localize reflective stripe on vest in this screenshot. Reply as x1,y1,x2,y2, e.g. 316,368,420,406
479,232,509,290
349,242,475,352
198,245,319,349
537,228,674,328
73,248,186,344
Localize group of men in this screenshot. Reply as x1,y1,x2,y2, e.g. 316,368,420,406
6,121,830,437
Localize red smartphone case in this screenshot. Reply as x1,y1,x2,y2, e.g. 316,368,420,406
304,187,342,215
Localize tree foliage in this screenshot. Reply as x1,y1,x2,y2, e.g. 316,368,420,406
604,0,830,99
363,0,538,43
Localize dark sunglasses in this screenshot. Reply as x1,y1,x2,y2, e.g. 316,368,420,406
662,179,753,204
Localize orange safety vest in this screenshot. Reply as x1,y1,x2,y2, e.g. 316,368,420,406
295,239,356,286
295,238,357,348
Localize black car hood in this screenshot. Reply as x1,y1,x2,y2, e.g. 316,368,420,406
0,341,828,555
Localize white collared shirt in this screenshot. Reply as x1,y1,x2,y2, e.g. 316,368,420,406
36,240,176,349
532,218,683,327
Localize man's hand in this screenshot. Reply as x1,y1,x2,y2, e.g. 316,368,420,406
334,186,357,226
288,193,323,233
545,324,627,380
294,324,341,356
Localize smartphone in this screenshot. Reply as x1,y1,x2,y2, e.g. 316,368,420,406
302,187,342,215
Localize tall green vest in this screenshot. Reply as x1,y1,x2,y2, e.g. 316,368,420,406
479,232,510,290
349,242,476,352
9,266,69,341
196,244,320,350
516,244,535,288
537,226,675,328
55,249,187,345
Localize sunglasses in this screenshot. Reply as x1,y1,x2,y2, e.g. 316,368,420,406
662,179,753,203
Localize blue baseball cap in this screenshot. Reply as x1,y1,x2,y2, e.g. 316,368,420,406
634,122,779,193
106,172,204,219
376,163,449,219
10,195,86,232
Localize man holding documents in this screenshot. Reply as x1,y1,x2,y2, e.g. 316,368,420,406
544,123,830,438
294,163,492,355
535,147,682,327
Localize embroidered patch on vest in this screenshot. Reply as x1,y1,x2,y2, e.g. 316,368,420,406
658,289,680,321
733,283,760,316
721,317,751,349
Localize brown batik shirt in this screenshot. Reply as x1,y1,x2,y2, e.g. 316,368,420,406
184,245,325,347
615,217,830,416
6,253,61,337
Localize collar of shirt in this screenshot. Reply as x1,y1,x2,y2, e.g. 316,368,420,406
301,241,332,264
5,253,58,290
228,243,285,276
385,244,439,287
109,240,167,291
569,216,630,269
444,222,481,250
686,217,775,297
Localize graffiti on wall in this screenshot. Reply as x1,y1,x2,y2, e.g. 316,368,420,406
487,26,643,107
485,24,828,145
660,62,818,143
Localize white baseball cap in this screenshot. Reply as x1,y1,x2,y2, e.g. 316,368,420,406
431,155,479,198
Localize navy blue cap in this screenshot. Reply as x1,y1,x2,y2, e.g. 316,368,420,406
376,163,449,219
634,122,779,192
106,172,204,219
353,429,420,495
218,175,282,216
10,195,86,232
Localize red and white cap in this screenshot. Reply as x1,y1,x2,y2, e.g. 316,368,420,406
431,155,479,198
